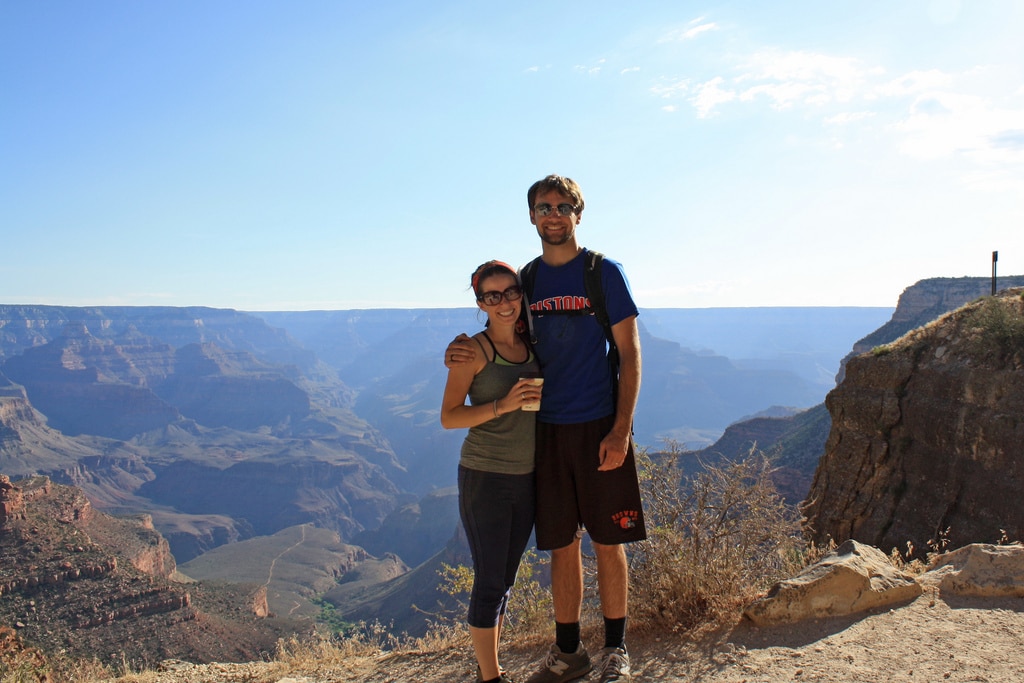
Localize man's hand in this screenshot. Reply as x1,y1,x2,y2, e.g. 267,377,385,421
597,428,632,471
444,333,478,369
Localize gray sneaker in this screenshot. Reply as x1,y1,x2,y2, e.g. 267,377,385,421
525,643,592,683
595,646,631,683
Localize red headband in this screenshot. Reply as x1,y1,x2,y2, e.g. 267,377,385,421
472,260,517,294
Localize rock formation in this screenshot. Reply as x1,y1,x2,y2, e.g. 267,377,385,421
2,323,321,439
804,289,1024,557
0,474,25,526
0,476,292,663
744,540,922,625
1,315,406,561
744,541,1024,626
839,275,1024,381
692,276,1024,507
2,323,182,439
920,543,1024,598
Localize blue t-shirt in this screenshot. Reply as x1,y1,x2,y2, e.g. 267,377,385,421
527,249,639,424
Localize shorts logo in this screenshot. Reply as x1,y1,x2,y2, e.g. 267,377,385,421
612,510,640,530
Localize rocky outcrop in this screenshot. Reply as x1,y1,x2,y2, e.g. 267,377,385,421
804,289,1024,557
2,323,321,439
0,474,25,526
689,278,1024,507
351,486,459,566
0,477,292,664
839,275,1024,381
138,452,401,546
250,585,269,618
744,540,922,625
1,476,175,583
154,342,311,430
745,541,1024,626
921,543,1024,597
2,324,183,439
0,305,317,376
3,325,319,440
151,512,256,565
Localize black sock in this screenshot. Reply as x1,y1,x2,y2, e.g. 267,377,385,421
482,678,502,683
555,621,581,654
603,616,626,650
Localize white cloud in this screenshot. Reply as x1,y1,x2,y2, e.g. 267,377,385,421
621,66,641,75
736,50,879,108
683,22,718,40
659,17,719,43
653,49,884,118
650,79,690,99
692,77,737,118
644,21,1024,185
739,81,817,110
574,58,606,76
893,91,1024,164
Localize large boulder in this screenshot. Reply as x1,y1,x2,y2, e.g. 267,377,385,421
743,540,921,625
921,543,1024,598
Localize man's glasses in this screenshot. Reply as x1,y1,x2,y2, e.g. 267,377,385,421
478,285,524,306
534,203,576,217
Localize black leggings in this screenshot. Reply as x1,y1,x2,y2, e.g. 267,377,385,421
458,465,536,628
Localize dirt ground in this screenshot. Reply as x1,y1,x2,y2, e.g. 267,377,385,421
104,587,1024,682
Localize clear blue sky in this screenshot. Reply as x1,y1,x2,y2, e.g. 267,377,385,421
2,1,1022,310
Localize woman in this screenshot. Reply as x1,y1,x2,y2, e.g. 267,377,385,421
441,260,542,683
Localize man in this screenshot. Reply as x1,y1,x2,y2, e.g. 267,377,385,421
447,174,645,683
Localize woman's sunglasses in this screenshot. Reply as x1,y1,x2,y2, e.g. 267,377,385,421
477,285,524,306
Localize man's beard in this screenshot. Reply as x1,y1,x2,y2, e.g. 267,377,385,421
538,227,574,246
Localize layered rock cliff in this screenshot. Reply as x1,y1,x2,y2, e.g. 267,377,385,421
1,318,406,561
804,289,1024,556
839,275,1024,381
702,276,1024,507
2,323,320,439
0,476,290,663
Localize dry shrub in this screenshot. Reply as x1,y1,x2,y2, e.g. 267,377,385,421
437,547,553,642
275,620,398,667
628,442,804,631
967,295,1024,354
0,625,116,683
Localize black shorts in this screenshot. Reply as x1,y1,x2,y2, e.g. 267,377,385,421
534,415,647,550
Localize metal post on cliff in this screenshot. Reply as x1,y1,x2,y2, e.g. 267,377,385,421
991,251,998,295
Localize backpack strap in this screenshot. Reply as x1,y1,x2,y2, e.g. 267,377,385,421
584,251,612,345
519,256,541,345
584,252,620,402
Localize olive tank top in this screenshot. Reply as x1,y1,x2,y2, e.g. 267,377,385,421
459,333,539,475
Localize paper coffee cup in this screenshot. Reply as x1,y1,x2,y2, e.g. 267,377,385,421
520,375,543,411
